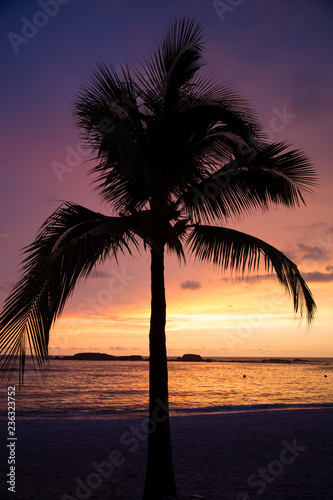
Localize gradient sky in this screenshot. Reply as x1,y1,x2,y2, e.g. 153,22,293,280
1,0,332,358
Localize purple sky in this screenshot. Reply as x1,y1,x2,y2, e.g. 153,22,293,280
1,0,332,357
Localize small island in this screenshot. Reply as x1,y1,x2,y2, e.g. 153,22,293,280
261,358,292,364
176,354,204,362
51,352,143,361
72,352,117,360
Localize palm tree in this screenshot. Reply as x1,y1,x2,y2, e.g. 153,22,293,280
0,18,316,500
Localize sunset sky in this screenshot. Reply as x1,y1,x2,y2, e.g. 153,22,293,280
1,0,332,358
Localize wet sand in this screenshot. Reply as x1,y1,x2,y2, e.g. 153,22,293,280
1,408,332,499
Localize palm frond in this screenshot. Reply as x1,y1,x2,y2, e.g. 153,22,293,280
0,203,139,384
73,62,162,211
164,218,190,263
188,225,316,322
73,18,268,207
181,141,317,223
134,18,204,115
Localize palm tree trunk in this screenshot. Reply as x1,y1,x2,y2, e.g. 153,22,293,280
142,244,177,500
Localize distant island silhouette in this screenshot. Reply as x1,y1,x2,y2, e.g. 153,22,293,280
51,352,143,361
176,354,205,362
49,353,312,364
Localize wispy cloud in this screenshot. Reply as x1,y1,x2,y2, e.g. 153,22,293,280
90,270,111,279
298,243,329,261
302,271,333,283
221,273,276,283
109,346,141,351
180,280,201,290
283,223,333,233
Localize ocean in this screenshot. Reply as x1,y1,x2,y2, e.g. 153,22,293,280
1,358,332,420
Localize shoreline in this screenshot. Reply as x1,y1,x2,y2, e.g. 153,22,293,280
1,408,332,499
1,401,332,421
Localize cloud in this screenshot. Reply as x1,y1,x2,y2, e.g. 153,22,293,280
90,270,110,279
297,243,329,261
219,267,333,285
244,273,276,282
221,273,276,283
108,346,141,352
44,195,62,207
302,272,333,283
283,222,327,232
180,280,201,290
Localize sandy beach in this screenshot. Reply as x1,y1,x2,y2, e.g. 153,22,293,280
1,408,332,500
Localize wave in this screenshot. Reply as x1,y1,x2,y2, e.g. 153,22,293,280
1,402,332,421
0,408,148,421
171,402,333,414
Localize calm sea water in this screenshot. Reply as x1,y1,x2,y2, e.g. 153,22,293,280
1,358,332,419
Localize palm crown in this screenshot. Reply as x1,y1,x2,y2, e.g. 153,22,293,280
0,18,317,499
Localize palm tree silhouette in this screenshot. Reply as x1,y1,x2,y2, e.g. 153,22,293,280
0,18,316,500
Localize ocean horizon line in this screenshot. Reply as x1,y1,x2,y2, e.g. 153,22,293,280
20,354,333,361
